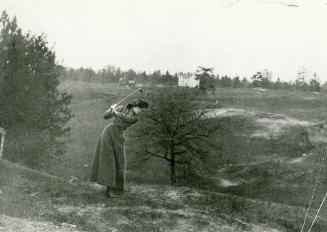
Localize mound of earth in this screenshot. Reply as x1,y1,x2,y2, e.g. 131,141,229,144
0,160,287,232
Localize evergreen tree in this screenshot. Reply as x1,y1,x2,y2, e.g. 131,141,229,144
232,76,241,88
220,75,232,88
195,66,216,93
0,11,73,166
241,77,249,88
309,73,321,92
273,78,282,89
295,66,308,91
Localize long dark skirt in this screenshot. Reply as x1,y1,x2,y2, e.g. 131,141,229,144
90,124,126,191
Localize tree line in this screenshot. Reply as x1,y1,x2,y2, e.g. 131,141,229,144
63,66,326,93
197,67,325,93
63,66,178,86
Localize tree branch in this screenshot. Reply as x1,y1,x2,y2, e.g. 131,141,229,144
145,149,170,162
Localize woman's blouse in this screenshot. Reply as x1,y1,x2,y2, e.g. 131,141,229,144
104,106,138,131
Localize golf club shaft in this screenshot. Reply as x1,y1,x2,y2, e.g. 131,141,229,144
116,88,142,106
0,128,6,159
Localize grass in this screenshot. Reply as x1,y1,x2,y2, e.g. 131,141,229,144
52,82,327,198
205,113,327,214
5,81,327,230
0,160,284,231
210,88,327,122
2,158,327,231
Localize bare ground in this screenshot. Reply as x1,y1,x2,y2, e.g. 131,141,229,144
0,160,285,232
0,214,80,232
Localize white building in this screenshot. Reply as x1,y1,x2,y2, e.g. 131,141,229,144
178,73,199,88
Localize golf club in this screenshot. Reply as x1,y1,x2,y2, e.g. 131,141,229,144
116,88,143,106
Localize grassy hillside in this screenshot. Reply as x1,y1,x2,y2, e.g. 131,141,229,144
53,82,327,178
0,159,297,231
52,82,327,200
210,88,327,121
24,81,327,231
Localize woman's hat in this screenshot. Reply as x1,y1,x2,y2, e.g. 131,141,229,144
127,99,148,109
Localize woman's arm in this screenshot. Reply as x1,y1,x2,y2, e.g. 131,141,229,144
104,104,138,123
112,105,138,124
104,106,115,119
0,127,6,136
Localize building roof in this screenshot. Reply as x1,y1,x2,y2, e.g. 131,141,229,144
179,73,196,79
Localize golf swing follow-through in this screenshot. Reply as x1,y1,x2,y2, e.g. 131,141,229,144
89,88,148,197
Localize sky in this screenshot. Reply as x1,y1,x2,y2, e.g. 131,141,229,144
1,0,327,82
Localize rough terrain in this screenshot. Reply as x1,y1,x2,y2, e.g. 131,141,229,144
0,160,285,232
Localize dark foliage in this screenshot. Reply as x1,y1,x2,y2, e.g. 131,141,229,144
0,11,73,167
195,66,216,93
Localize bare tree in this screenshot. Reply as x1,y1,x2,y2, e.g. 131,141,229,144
134,87,217,184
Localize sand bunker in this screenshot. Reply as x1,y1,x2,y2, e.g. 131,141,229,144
252,117,313,139
207,108,247,118
207,108,325,142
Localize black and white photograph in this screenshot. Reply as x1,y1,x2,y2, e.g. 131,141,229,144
0,0,327,231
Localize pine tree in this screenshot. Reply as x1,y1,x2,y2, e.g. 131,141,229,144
0,11,73,167
195,66,216,93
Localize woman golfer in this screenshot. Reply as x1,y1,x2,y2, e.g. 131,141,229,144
90,99,148,197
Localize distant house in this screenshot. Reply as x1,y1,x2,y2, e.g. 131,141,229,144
128,80,136,88
178,73,199,88
119,77,126,86
119,78,136,88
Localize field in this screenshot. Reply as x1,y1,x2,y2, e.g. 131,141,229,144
206,88,327,208
5,80,327,231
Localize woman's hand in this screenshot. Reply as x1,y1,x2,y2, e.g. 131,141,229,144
110,104,118,113
110,103,118,110
105,104,117,114
104,104,118,119
0,128,6,136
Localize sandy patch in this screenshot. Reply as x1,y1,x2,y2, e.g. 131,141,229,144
0,214,81,232
164,190,182,200
252,117,313,139
206,108,247,118
287,153,313,164
207,107,323,141
220,179,240,187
